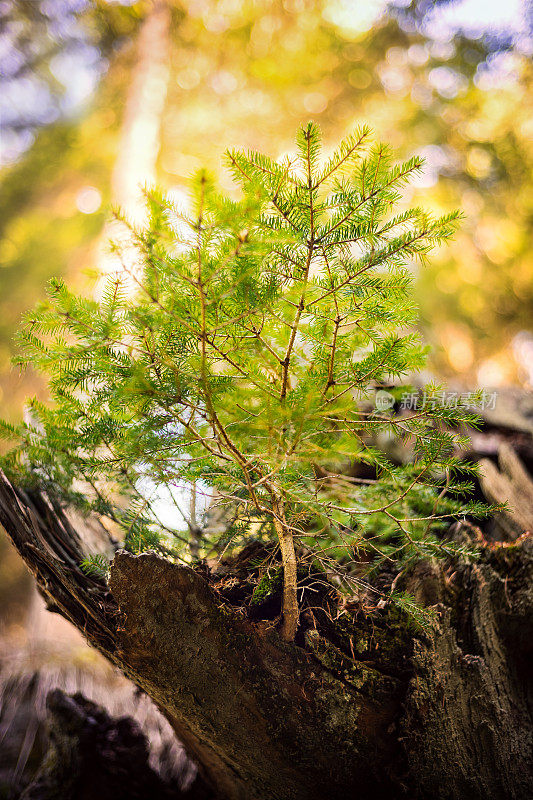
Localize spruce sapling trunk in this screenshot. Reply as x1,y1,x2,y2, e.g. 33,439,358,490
272,500,299,641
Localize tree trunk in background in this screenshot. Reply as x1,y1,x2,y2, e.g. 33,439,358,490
0,437,532,800
16,0,173,663
97,0,171,290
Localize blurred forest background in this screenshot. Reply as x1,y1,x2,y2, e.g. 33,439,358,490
0,0,532,788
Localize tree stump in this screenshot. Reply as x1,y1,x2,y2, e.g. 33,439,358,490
0,466,531,800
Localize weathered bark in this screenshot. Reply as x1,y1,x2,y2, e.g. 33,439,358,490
0,467,532,800
402,543,533,799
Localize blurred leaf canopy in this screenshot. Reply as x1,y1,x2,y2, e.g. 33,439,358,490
0,0,532,418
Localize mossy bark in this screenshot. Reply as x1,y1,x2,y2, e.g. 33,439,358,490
0,470,532,800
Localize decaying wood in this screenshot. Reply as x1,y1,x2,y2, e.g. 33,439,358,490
0,661,198,796
404,545,533,799
20,689,189,800
479,443,533,539
0,468,532,800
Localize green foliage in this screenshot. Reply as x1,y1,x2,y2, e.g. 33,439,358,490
80,553,110,579
390,592,439,634
1,123,488,613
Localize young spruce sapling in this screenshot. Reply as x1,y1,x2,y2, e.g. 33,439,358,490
1,124,487,641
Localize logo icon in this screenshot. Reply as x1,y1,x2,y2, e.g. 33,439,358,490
375,390,394,411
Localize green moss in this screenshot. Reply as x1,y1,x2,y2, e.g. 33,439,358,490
305,630,400,700
250,568,283,605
